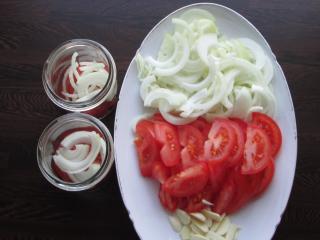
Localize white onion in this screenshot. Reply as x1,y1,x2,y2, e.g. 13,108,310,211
135,8,276,123
53,131,106,174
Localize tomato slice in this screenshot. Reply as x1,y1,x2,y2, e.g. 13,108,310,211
229,118,248,135
136,119,155,138
227,161,275,214
152,161,170,184
163,163,209,197
135,126,160,177
159,185,178,212
178,125,205,169
225,168,253,214
213,173,236,214
204,118,236,163
253,160,275,197
227,121,245,167
190,117,211,138
207,161,228,194
251,112,282,157
186,185,214,213
154,122,181,167
241,125,272,174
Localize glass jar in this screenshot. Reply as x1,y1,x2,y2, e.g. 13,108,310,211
37,113,114,191
42,39,117,118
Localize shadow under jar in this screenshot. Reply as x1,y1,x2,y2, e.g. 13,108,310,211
43,39,117,118
37,113,114,191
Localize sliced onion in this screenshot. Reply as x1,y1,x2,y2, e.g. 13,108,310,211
238,38,266,70
144,88,187,107
69,163,101,182
154,33,190,76
146,35,178,68
196,33,218,65
135,9,276,121
140,75,156,100
58,144,90,161
54,131,103,174
159,101,195,125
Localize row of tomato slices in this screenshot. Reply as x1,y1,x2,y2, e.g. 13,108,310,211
134,112,282,214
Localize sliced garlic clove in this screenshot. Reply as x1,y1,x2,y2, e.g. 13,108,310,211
202,199,214,206
176,209,191,225
205,218,213,229
191,219,209,234
169,215,182,232
190,233,209,240
190,223,204,235
211,213,226,231
206,230,226,240
202,209,222,222
216,216,230,236
180,226,191,240
225,224,239,240
190,212,207,222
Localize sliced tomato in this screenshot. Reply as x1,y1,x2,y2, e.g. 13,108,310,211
170,164,183,176
227,121,245,167
159,185,178,212
251,112,282,157
204,118,236,163
227,161,275,214
163,162,209,197
135,126,160,177
225,169,253,214
207,161,228,194
229,117,248,135
253,160,275,197
241,125,272,175
190,117,211,138
136,119,155,138
154,122,181,167
178,125,205,169
213,173,236,214
152,161,170,184
186,185,214,213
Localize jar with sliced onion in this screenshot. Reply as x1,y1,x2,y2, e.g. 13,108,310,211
37,113,114,191
42,39,117,118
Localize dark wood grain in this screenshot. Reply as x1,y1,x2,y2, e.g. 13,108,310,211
0,0,319,239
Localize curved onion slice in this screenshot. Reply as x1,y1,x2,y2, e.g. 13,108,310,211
57,144,90,161
154,33,190,76
239,38,266,70
60,52,109,102
146,35,178,68
159,101,196,125
53,131,105,174
196,33,218,65
69,163,101,183
144,88,187,107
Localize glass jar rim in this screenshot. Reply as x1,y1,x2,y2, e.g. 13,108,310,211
42,39,117,112
37,113,114,191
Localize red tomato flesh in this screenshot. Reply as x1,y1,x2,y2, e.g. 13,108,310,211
135,126,160,177
205,118,236,163
251,112,282,157
178,125,205,169
154,122,181,167
163,162,209,198
241,125,272,175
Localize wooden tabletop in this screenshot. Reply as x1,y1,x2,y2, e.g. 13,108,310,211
0,0,319,239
